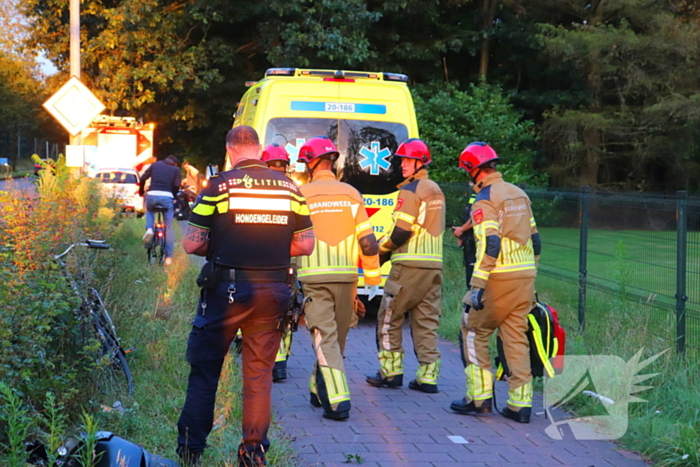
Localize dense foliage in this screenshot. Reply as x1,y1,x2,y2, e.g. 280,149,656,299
16,0,700,191
0,159,115,414
414,81,542,185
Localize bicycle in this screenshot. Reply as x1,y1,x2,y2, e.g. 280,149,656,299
55,240,134,397
146,207,167,265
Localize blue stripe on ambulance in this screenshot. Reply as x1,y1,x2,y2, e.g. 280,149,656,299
290,101,387,114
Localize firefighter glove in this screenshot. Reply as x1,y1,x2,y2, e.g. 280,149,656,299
365,285,379,301
470,287,485,311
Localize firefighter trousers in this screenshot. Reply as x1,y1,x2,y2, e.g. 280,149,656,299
177,281,289,454
275,327,293,364
460,276,535,410
376,264,442,385
303,281,356,414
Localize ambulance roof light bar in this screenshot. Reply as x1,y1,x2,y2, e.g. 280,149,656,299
265,68,296,76
383,72,408,82
264,68,408,82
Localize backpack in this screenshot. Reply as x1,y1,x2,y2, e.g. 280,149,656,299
495,300,566,380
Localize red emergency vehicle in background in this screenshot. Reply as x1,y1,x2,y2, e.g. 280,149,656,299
81,115,155,176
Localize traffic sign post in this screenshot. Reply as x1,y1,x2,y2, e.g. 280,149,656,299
43,77,105,137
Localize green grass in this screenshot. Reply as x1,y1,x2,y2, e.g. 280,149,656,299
539,227,699,302
92,219,297,466
438,236,700,467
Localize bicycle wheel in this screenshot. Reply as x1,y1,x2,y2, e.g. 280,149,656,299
94,325,134,397
147,237,157,264
155,230,165,265
90,289,134,396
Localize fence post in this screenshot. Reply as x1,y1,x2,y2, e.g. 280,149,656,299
675,190,688,356
578,186,590,329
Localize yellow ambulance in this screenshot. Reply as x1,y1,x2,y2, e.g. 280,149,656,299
230,68,419,296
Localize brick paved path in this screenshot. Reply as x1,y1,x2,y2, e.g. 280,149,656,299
272,319,648,467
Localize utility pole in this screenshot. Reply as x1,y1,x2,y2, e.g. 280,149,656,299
70,0,80,147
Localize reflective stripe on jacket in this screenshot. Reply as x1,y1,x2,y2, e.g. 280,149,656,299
298,170,380,284
381,169,445,269
470,172,539,289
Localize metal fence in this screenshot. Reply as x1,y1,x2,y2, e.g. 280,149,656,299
439,183,700,358
528,188,699,357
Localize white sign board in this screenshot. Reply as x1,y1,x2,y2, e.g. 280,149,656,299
65,145,85,168
43,77,105,136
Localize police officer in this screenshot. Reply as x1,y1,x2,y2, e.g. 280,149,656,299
452,190,477,288
176,126,314,467
262,143,295,382
450,142,541,424
366,138,446,394
296,137,381,420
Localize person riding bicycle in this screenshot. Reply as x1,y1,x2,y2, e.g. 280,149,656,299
139,154,181,266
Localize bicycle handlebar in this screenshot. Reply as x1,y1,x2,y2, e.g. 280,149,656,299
54,240,110,260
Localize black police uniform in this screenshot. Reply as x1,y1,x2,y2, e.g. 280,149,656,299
461,191,477,288
177,159,312,464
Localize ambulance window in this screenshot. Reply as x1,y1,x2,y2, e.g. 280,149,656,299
338,120,406,195
265,118,408,195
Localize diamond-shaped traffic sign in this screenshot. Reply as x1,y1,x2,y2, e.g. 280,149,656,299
43,77,105,136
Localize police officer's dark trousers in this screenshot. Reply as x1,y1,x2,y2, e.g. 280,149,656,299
177,279,290,456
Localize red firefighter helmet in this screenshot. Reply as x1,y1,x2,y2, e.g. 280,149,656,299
261,144,289,165
297,137,339,163
393,138,431,165
459,142,499,177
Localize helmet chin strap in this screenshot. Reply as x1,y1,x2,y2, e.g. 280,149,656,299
305,158,321,177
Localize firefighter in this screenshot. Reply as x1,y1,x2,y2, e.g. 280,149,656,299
452,189,477,288
176,126,314,467
450,142,541,424
262,143,295,382
366,138,446,394
296,136,381,421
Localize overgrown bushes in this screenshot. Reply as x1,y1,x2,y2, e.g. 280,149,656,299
0,157,117,454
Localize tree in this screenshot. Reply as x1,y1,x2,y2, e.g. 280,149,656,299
412,80,541,185
533,1,700,189
0,0,53,170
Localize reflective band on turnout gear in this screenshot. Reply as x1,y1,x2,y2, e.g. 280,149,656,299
275,330,293,363
466,365,493,401
320,366,351,404
416,360,441,385
378,350,403,377
508,382,533,408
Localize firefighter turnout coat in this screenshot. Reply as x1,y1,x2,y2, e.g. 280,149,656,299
298,169,380,415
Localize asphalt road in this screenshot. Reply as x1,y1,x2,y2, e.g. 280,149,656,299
0,176,37,199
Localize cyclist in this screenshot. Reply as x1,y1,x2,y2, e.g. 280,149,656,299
139,154,181,266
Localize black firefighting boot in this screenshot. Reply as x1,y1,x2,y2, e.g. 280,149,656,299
238,443,267,467
322,400,350,421
450,397,493,415
502,406,531,424
365,372,403,389
408,379,439,394
309,392,322,408
272,361,287,382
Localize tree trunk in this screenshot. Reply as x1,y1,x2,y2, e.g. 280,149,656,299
479,0,500,78
579,0,604,186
